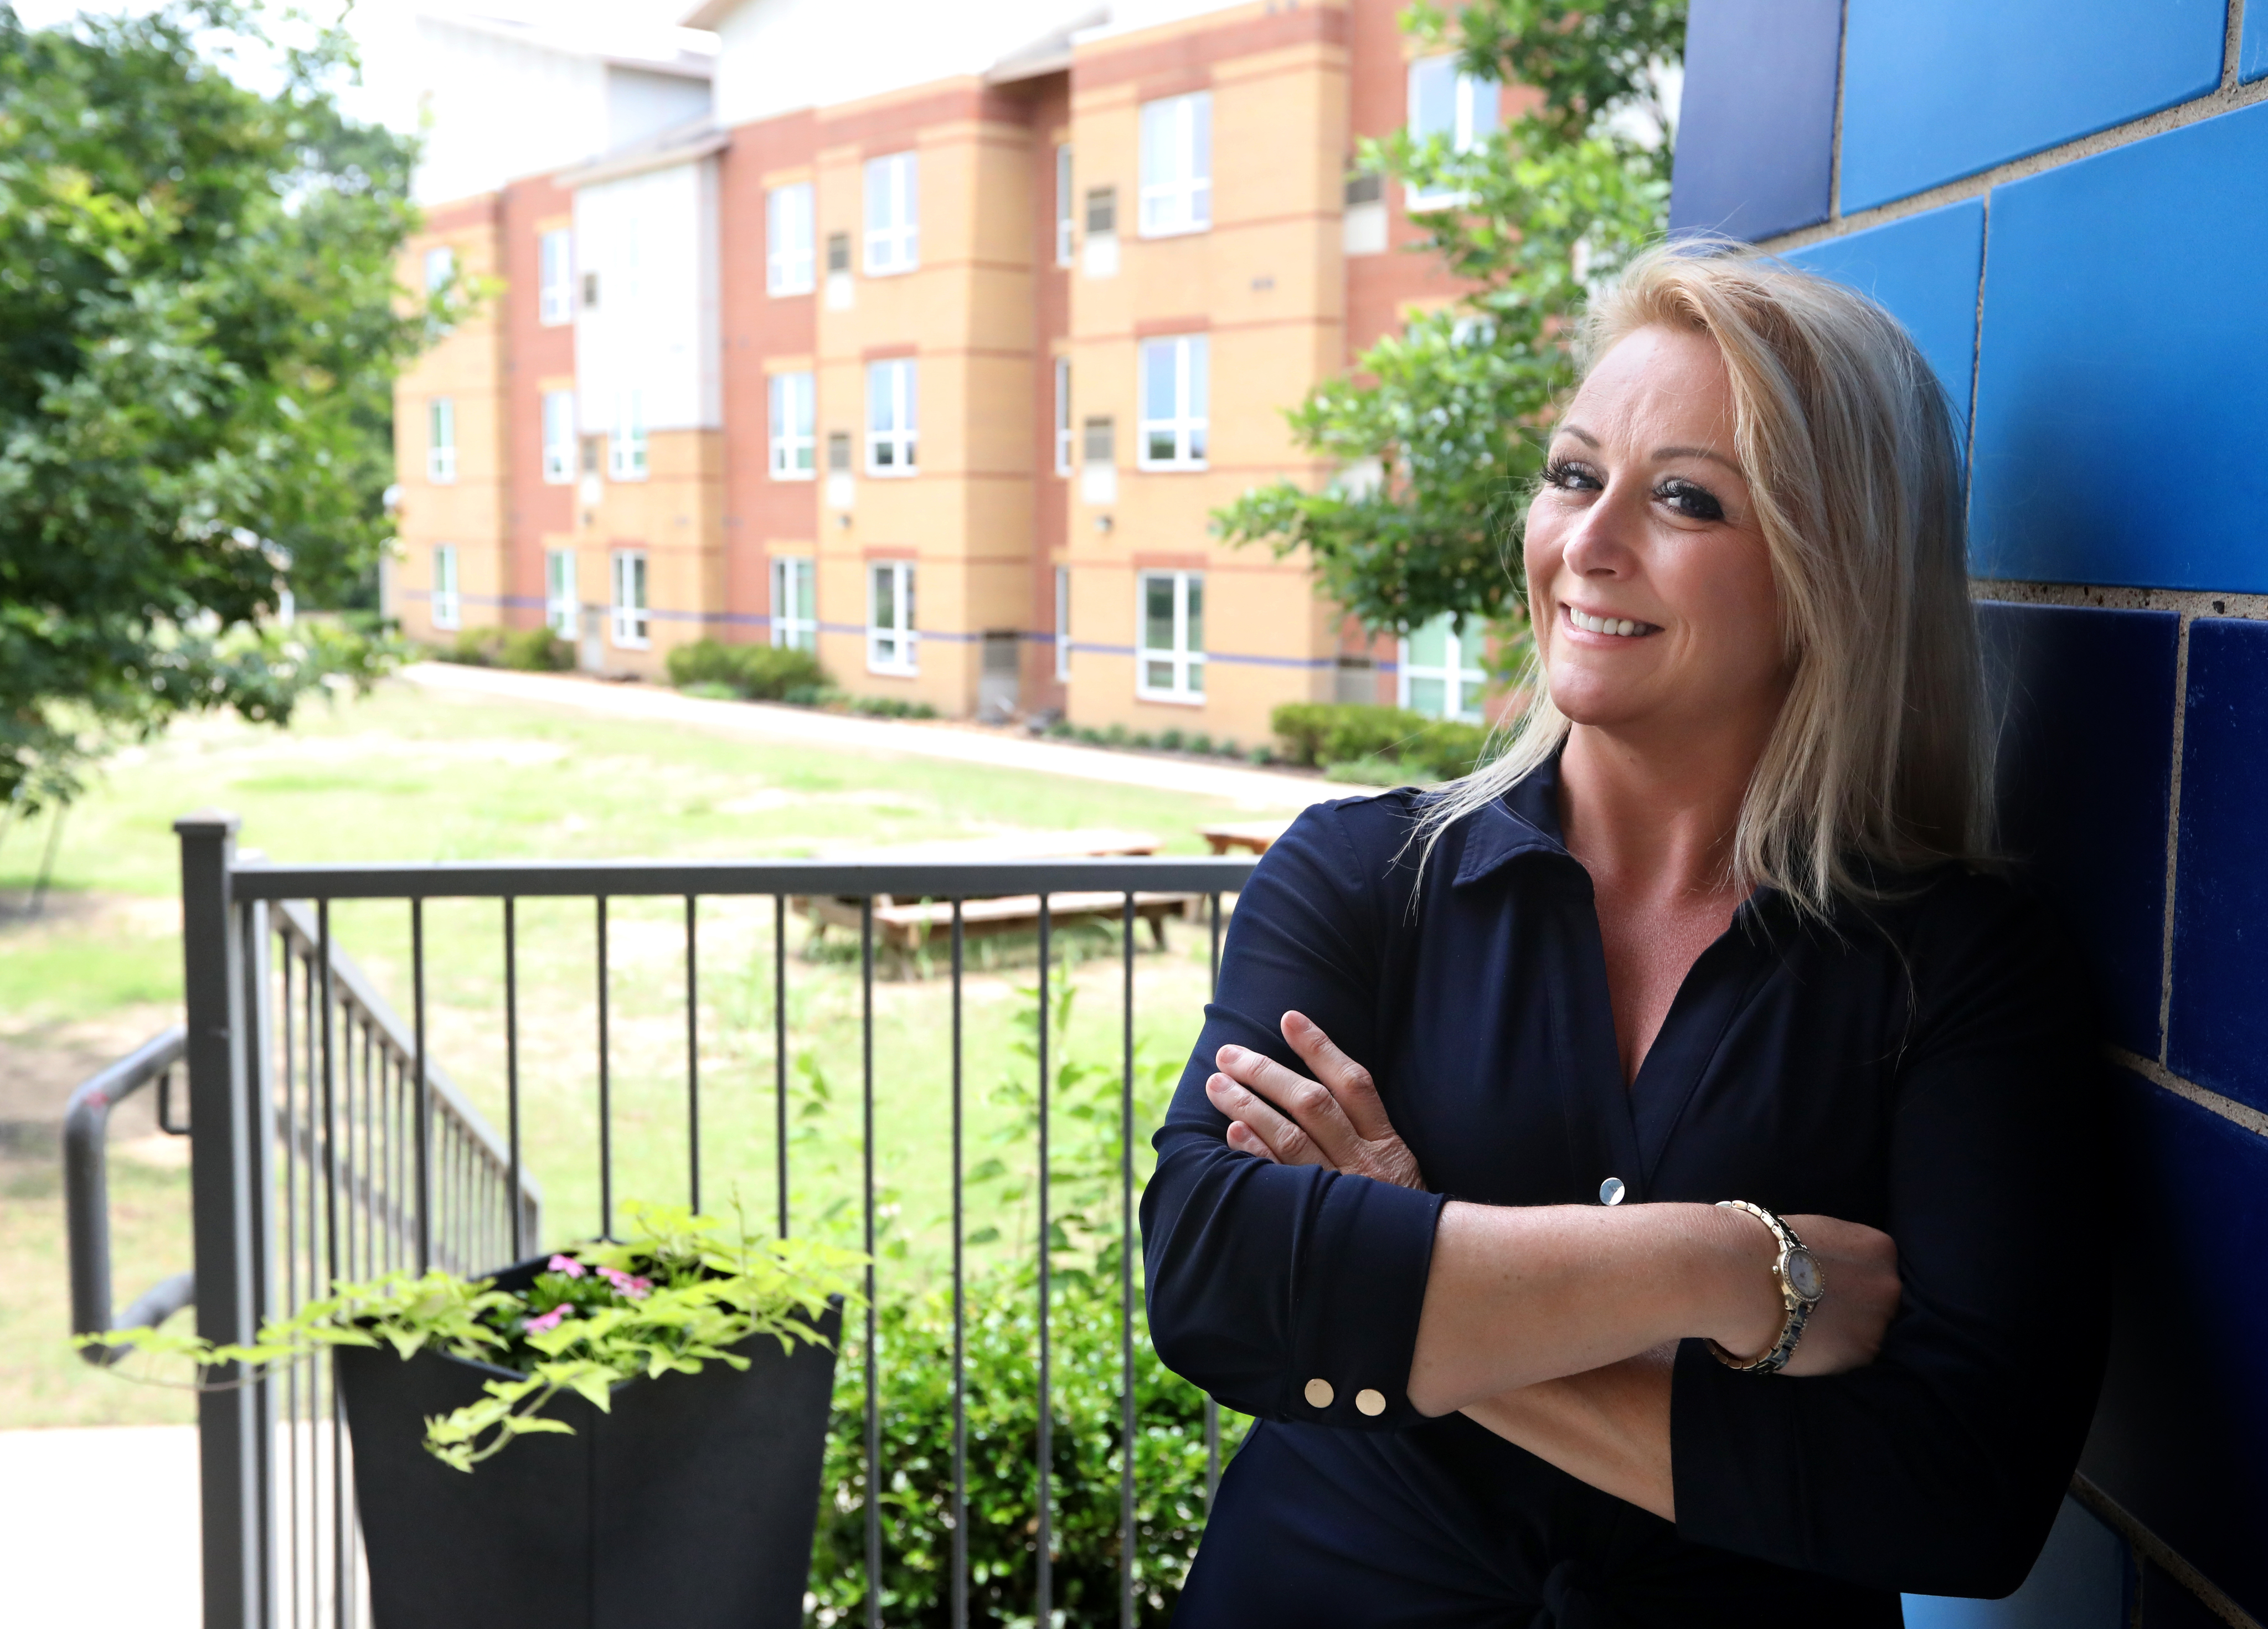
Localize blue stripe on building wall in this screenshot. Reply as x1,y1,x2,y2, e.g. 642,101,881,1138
1838,0,2226,213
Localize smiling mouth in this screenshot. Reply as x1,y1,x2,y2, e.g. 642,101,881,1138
1564,604,1661,638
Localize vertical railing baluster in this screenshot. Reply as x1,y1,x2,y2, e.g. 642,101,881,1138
1037,895,1053,1628
1205,890,1222,1504
360,1022,376,1279
504,898,522,1261
685,894,700,1214
317,902,348,1629
301,935,319,1629
860,898,880,1629
950,898,967,1629
597,895,612,1240
1120,891,1137,1629
281,942,303,1629
412,900,431,1275
774,893,789,1239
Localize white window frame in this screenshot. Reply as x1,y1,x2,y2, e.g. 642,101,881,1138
1138,91,1212,238
423,245,455,293
426,396,456,483
867,559,917,676
863,152,919,276
1053,565,1071,682
1398,612,1488,721
865,359,917,476
610,549,650,649
538,229,573,325
1053,357,1073,476
545,548,578,638
767,182,816,295
1137,334,1208,471
609,391,647,481
1406,55,1500,209
431,545,460,631
1136,570,1204,703
540,389,575,484
1054,143,1075,265
769,370,816,479
771,555,817,652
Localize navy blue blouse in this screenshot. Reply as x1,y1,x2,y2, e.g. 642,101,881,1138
1142,761,2107,1626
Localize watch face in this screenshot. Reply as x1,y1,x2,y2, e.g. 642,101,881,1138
1785,1247,1826,1302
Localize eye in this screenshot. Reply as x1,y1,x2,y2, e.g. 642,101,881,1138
1543,457,1602,493
1655,478,1725,523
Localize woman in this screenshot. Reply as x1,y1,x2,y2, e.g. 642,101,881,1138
1141,247,2107,1626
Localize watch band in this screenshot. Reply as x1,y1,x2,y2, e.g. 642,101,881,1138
1706,1200,1823,1374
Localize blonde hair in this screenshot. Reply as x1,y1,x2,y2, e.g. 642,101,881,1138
1422,241,1992,915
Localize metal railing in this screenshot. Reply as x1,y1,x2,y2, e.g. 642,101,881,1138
65,1025,194,1364
173,811,1259,1629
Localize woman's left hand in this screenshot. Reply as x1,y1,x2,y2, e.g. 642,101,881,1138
1206,1012,1428,1191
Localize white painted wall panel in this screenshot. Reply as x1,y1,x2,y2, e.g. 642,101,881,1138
575,160,723,436
606,67,715,149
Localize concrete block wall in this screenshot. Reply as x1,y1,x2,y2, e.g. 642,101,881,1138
1671,4,2268,1626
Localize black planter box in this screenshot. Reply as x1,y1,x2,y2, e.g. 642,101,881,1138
334,1254,840,1629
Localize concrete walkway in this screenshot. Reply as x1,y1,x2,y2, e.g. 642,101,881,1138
400,663,1334,813
0,1425,199,1626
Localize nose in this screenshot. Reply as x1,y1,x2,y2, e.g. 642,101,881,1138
1559,486,1641,580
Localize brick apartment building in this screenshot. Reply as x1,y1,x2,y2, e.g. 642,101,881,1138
388,0,1499,745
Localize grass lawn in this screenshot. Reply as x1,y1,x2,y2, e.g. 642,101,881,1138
1,678,1303,1429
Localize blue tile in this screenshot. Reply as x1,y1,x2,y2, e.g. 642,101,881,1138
1903,1498,2130,1629
2245,4,2267,84
2169,619,2268,1107
1782,200,1986,419
1970,102,2268,589
2081,1072,2268,1621
1667,0,1840,241
1978,603,2176,1058
1840,0,2226,212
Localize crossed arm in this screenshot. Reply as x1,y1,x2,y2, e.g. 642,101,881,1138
1203,1011,1903,1522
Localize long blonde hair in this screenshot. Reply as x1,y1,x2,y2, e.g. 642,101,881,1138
1422,242,1992,915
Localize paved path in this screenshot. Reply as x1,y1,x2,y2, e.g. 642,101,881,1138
401,663,1333,812
0,1425,199,1626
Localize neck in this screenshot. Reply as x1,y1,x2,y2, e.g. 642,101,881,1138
1555,709,1777,902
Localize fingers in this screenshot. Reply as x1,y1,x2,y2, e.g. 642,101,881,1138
1205,1070,1327,1167
1279,1012,1396,1142
1213,1041,1367,1169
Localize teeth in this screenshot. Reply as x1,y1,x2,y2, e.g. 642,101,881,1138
1568,607,1649,637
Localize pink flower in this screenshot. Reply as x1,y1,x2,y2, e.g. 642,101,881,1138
546,1255,585,1279
523,1305,570,1334
596,1267,652,1301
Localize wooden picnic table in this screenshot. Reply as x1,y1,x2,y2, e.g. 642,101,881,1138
1198,818,1293,855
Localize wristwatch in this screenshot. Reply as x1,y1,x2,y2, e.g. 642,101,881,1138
1707,1200,1826,1374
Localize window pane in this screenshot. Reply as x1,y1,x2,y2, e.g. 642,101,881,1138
1140,100,1173,192
873,565,895,627
1143,577,1176,652
1410,56,1456,142
1184,576,1203,654
796,563,815,621
1055,358,1070,432
1147,428,1178,462
1142,341,1175,421
869,365,893,431
1187,337,1208,422
1457,678,1487,718
903,567,915,628
1408,613,1450,668
900,363,916,431
1145,658,1174,689
1465,77,1501,144
1189,92,1212,192
1410,676,1446,717
1187,659,1204,694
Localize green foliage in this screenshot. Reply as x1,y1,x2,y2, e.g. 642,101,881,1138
1271,702,1493,782
0,2,432,806
1213,0,1683,648
84,1199,864,1473
845,694,939,720
666,637,828,700
440,625,573,672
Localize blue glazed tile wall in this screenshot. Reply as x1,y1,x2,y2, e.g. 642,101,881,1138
2167,619,2268,1112
1838,0,2226,212
1902,1498,2130,1629
1970,102,2268,590
1781,199,1984,417
2245,3,2268,84
1666,0,1839,240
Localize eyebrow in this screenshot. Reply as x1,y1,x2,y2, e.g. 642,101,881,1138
1553,423,1744,476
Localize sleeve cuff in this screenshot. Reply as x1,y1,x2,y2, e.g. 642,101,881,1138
1282,1173,1447,1430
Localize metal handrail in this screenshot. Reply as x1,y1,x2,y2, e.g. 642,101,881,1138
65,1025,196,1365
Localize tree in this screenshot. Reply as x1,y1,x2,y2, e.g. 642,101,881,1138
0,1,431,808
1213,0,1684,660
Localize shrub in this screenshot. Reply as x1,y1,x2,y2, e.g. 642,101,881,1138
444,627,505,667
846,695,939,720
1076,726,1105,746
1323,755,1409,786
783,682,836,708
1047,718,1075,739
1157,729,1184,752
1268,703,1493,782
1184,733,1211,756
664,638,827,700
499,627,573,672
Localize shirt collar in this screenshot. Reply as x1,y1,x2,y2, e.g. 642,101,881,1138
1451,752,1573,887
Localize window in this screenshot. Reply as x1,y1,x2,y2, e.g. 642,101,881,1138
538,230,573,325
1137,334,1208,469
1138,91,1212,236
769,371,816,478
1054,144,1075,265
866,359,917,475
1053,565,1071,682
545,548,578,638
609,391,647,481
1086,187,1117,237
424,245,455,292
1399,612,1487,721
767,183,816,295
1137,571,1203,702
771,556,816,652
1406,55,1500,208
863,152,918,275
868,560,916,674
541,390,575,484
426,397,456,482
1053,357,1073,476
431,545,460,630
611,549,649,648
